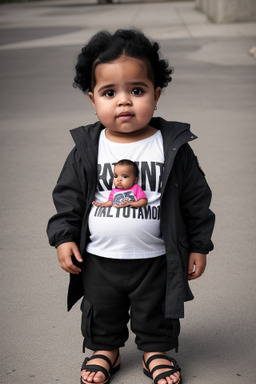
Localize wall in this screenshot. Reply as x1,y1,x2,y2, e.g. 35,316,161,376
195,0,256,23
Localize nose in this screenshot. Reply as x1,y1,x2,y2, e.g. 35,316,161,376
117,93,132,106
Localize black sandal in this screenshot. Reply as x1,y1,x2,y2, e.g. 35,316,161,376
143,354,182,384
81,350,120,384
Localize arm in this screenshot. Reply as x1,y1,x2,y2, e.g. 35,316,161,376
92,200,113,207
115,184,148,208
179,144,215,255
176,144,215,278
47,148,86,273
92,187,114,207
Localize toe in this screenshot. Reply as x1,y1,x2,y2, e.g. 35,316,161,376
158,377,179,384
81,370,94,383
158,379,168,384
81,369,89,382
170,372,181,383
93,371,107,383
88,372,95,382
81,367,108,383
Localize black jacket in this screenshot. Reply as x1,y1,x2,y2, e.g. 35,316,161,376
47,117,215,319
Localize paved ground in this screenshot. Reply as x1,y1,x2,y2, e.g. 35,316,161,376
0,1,256,383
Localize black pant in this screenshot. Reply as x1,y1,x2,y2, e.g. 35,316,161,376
81,253,180,352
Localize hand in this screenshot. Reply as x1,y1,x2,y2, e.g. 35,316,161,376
114,202,130,208
187,252,206,280
114,198,148,208
57,242,83,274
92,201,113,207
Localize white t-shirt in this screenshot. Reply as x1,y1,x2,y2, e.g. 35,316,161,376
86,129,166,259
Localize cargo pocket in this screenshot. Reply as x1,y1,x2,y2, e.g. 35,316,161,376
81,297,93,351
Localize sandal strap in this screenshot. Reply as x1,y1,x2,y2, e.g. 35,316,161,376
143,354,181,384
144,354,175,369
88,354,112,368
151,364,177,375
81,363,109,380
111,350,120,371
143,354,163,370
81,350,120,375
154,369,179,384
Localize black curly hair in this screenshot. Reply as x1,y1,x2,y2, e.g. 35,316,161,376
73,29,173,93
115,159,139,177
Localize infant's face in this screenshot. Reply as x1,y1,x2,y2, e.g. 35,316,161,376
88,56,161,141
113,164,138,190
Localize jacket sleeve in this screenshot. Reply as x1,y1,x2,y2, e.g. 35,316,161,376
176,144,215,254
46,148,87,248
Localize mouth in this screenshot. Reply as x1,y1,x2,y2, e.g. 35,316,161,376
117,111,134,121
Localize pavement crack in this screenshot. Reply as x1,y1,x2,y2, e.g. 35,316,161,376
175,4,194,38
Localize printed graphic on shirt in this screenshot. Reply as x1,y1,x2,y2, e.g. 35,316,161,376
113,191,136,206
94,161,163,219
97,161,164,193
93,204,160,220
86,129,166,258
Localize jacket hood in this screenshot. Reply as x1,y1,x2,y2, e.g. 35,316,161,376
70,121,103,151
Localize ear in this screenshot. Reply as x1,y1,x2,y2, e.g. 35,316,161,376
154,87,161,105
135,176,139,184
88,92,96,109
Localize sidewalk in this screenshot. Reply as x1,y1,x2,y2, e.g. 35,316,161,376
0,0,256,49
1,1,256,384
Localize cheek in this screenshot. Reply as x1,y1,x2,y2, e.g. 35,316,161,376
95,110,111,125
125,179,132,187
136,104,154,120
137,97,155,111
96,102,113,117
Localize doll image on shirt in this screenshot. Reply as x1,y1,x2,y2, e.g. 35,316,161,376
47,29,215,384
92,159,148,208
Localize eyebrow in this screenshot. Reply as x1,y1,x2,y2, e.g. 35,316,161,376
98,84,115,93
98,81,149,93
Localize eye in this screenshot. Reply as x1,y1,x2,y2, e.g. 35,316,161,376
113,174,118,178
104,90,115,98
132,88,144,96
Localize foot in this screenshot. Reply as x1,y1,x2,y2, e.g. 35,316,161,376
143,352,181,384
81,349,120,384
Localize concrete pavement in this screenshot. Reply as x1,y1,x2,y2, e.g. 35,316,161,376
1,1,256,383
